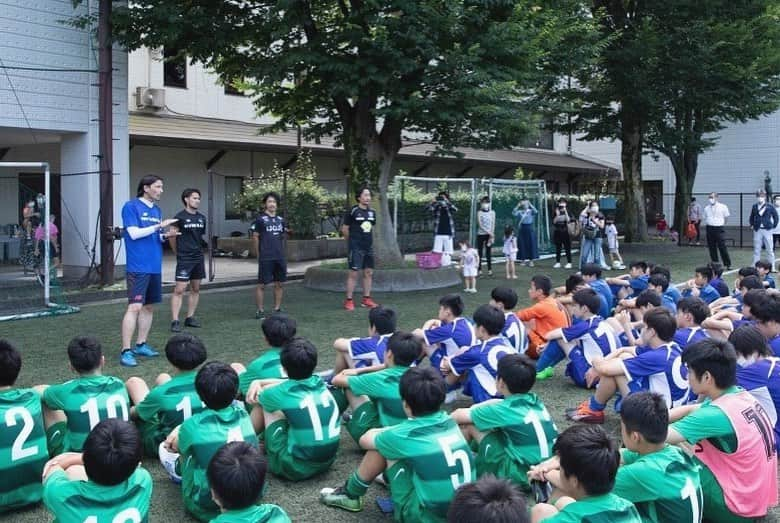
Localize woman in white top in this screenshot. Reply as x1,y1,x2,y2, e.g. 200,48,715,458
476,196,495,275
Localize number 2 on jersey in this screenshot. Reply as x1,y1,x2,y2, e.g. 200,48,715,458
4,407,39,461
299,391,339,441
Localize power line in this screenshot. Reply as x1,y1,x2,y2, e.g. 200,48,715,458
0,65,99,73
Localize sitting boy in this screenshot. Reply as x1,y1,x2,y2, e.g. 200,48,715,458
447,475,529,523
0,340,48,511
125,333,207,457
606,261,649,301
247,338,340,481
605,291,661,348
516,275,569,359
536,289,617,386
568,307,689,423
207,441,291,522
680,266,720,304
451,354,557,490
673,297,710,350
320,367,474,521
414,294,476,370
528,424,641,523
667,338,778,522
581,264,614,317
647,273,676,314
331,331,421,443
612,392,703,522
236,312,297,396
333,306,397,372
650,265,681,305
42,419,152,521
702,288,763,338
162,362,257,522
751,291,780,356
708,262,730,297
440,304,518,403
39,336,129,455
490,286,528,353
756,260,775,289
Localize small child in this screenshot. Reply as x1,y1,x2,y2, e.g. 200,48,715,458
332,307,396,373
447,475,529,523
207,441,291,523
756,260,776,288
655,214,669,239
460,240,479,293
605,216,625,269
490,286,528,353
502,226,518,279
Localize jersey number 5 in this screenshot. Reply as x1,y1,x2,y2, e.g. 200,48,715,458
438,433,473,489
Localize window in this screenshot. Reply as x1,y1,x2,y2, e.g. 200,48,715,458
224,177,244,220
163,49,187,88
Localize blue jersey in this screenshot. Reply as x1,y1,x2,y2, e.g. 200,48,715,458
251,213,287,261
449,337,516,403
560,316,617,364
665,286,682,304
122,199,163,273
423,317,476,359
348,334,391,368
673,327,709,350
769,335,780,357
737,357,780,445
765,274,776,289
710,277,730,297
623,343,690,407
629,275,649,297
502,313,528,354
588,279,614,314
661,294,677,314
682,284,719,304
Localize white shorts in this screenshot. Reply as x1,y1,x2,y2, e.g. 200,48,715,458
463,266,478,277
504,251,517,262
433,235,454,254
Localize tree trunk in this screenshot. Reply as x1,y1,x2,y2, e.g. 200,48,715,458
367,140,404,267
670,148,699,240
620,118,648,242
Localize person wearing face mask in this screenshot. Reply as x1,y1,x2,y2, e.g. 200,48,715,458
749,189,778,268
687,197,703,245
579,201,609,271
512,197,538,266
426,191,457,267
476,196,495,276
552,198,573,269
703,192,732,269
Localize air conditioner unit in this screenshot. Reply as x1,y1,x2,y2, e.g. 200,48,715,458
135,87,165,110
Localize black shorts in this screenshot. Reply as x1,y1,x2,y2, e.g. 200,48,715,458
259,259,287,284
348,247,374,271
175,258,206,282
126,272,162,305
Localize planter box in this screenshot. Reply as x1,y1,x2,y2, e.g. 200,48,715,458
216,237,349,262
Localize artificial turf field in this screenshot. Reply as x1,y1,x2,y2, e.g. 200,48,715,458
0,243,777,522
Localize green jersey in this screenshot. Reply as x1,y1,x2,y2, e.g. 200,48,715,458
0,388,48,511
471,393,558,467
374,410,474,520
43,467,152,523
42,375,130,452
614,446,703,523
135,371,204,438
238,348,286,396
542,493,642,523
259,375,340,462
210,504,291,523
178,406,257,522
671,386,739,452
347,366,407,427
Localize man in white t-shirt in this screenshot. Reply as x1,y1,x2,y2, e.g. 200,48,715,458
703,192,732,269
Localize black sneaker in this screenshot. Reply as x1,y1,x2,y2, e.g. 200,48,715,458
171,320,182,333
255,310,265,320
184,316,201,328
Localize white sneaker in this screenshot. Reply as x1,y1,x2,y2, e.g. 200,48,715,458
528,261,534,267
158,442,182,484
565,263,572,269
553,262,561,268
444,390,459,404
463,288,471,293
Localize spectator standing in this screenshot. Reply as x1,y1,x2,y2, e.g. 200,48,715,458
703,192,732,269
579,201,609,270
551,198,572,269
513,198,538,266
476,196,495,276
750,189,778,268
772,194,780,249
687,197,702,245
426,191,457,266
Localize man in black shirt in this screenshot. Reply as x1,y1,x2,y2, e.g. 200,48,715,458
342,185,378,311
251,192,288,319
426,191,457,266
170,188,207,332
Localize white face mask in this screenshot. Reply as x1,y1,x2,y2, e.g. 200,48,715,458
461,246,467,252
759,197,766,205
708,198,716,205
590,206,599,213
774,199,780,207
481,204,490,211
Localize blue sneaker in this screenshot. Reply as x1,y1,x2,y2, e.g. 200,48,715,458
133,343,159,357
120,350,138,367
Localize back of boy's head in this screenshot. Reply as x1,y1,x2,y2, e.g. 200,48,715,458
738,266,759,279
756,260,772,272
695,265,713,281
648,273,669,292
207,441,266,510
565,274,585,295
677,296,710,324
447,475,528,523
728,324,771,359
621,392,668,444
581,263,602,278
0,340,21,387
473,304,506,336
261,313,297,347
195,361,239,409
743,288,767,310
67,336,102,373
439,294,465,317
643,307,676,342
165,334,207,371
368,306,397,335
490,287,518,310
708,262,724,278
572,288,600,314
554,424,619,496
400,367,445,417
82,419,141,486
682,338,737,389
740,275,764,292
531,275,552,296
751,293,780,323
386,331,422,367
497,354,536,394
635,289,661,308
280,337,318,379
630,261,648,272
649,265,672,281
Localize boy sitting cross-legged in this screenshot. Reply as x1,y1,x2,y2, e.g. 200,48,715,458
333,307,397,372
567,307,689,424
161,362,257,522
440,304,518,403
246,337,340,481
320,367,474,521
489,286,528,353
413,294,476,372
42,419,152,522
0,340,48,512
125,333,207,457
38,336,130,455
450,353,558,490
331,331,422,444
516,275,569,359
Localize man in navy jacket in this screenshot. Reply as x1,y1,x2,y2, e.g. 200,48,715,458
750,189,779,268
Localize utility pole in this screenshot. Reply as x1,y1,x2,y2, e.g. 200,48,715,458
98,0,114,284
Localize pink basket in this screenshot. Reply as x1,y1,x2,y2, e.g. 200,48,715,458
416,251,442,269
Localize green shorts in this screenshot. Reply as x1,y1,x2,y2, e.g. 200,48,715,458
476,432,530,491
45,422,67,457
265,420,335,481
139,421,168,458
699,465,755,523
386,461,446,523
346,401,380,444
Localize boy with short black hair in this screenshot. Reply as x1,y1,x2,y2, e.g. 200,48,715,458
647,273,676,313
681,266,720,304
674,297,710,350
528,424,641,523
516,275,569,359
447,475,529,523
650,265,681,303
333,306,396,372
235,312,296,399
42,419,152,522
490,286,528,353
756,260,775,288
582,263,614,316
414,294,476,372
606,261,649,300
0,340,48,511
207,441,290,522
605,290,661,348
162,362,257,521
320,367,474,521
708,262,730,297
126,333,207,457
451,354,557,489
39,336,130,455
750,291,780,356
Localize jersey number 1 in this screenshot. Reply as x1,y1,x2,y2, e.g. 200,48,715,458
299,392,339,441
83,508,141,523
